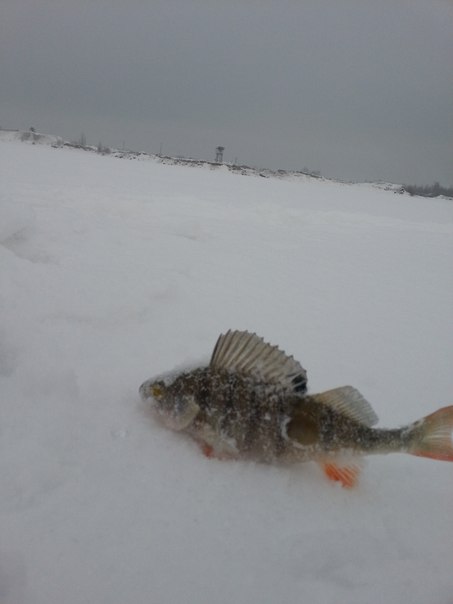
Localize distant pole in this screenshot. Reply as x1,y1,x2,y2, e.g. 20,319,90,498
159,142,163,157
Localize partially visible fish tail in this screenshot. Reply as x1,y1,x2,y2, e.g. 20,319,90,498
408,405,453,462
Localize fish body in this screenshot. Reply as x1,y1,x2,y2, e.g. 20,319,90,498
140,330,453,486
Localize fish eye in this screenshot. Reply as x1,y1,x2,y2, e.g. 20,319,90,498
151,381,165,399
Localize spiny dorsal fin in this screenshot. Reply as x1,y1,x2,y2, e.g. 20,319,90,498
210,330,307,394
313,386,378,426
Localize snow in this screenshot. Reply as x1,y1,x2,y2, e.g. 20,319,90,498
1,139,452,604
0,128,64,147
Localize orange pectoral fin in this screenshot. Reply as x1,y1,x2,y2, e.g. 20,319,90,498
321,461,362,488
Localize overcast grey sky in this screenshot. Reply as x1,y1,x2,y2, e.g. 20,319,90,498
1,0,452,184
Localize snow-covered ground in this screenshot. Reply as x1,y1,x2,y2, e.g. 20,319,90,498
1,138,452,604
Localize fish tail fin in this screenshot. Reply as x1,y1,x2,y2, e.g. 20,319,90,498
408,405,453,462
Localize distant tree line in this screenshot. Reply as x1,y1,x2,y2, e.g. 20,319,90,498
403,182,453,199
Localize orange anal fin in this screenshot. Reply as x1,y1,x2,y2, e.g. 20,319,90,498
321,461,361,488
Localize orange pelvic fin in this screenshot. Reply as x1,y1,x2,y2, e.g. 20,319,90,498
199,442,238,461
200,442,215,458
321,460,362,488
409,405,453,462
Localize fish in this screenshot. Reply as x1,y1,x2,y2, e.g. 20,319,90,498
139,329,453,487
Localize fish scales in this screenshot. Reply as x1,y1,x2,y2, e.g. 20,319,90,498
166,368,293,461
286,397,411,456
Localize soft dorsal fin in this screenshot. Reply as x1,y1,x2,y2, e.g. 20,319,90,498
210,330,307,394
312,386,378,426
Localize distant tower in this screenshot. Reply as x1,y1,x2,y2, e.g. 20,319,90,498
215,146,225,163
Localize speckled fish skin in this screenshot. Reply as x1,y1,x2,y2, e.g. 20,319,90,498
141,367,408,462
141,366,300,461
283,394,411,461
139,330,453,484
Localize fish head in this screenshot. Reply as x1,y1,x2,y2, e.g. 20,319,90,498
139,375,200,431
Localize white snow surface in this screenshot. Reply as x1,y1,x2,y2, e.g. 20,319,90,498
1,140,452,604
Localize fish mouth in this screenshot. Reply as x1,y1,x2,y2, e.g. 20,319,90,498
139,380,152,401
